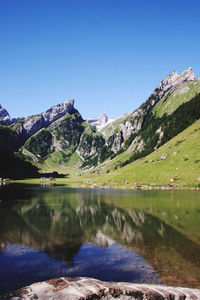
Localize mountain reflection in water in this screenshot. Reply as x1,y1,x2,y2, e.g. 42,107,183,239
0,185,200,293
0,243,160,294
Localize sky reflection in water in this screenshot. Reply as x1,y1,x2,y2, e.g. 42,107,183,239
0,243,160,294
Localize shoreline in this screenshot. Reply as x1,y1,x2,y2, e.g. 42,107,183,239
3,178,200,192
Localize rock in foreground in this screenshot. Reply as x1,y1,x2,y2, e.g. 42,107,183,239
2,277,200,299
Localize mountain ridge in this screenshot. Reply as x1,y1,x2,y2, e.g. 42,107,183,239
0,67,199,181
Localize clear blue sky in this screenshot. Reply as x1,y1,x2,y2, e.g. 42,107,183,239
0,0,200,119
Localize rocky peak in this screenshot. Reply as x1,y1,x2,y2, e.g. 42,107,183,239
100,113,108,124
180,67,195,81
157,67,195,95
0,105,26,125
41,99,74,123
13,99,75,138
0,104,10,121
104,67,196,155
157,70,179,92
145,67,195,110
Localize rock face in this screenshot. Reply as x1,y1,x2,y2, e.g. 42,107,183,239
155,67,194,101
3,277,200,299
76,126,105,161
12,100,75,138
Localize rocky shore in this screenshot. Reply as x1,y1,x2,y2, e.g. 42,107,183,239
1,277,200,299
89,182,200,191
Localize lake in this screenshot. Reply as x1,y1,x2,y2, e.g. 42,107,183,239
0,184,200,294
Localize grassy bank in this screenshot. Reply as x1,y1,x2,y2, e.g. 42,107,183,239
90,120,200,189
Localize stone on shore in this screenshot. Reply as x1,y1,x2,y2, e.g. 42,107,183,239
2,276,200,299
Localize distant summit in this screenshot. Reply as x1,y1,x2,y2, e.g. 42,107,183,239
86,113,116,131
0,104,10,121
0,104,24,125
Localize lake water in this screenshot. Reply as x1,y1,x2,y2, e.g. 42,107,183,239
0,184,200,294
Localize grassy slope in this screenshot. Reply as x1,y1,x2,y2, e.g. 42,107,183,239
152,79,200,118
95,88,200,175
91,120,200,188
43,151,82,172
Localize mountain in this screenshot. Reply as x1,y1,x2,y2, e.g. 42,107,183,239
19,104,105,169
0,104,10,121
11,99,75,139
86,113,116,131
0,104,24,125
0,100,106,176
0,67,200,180
80,67,199,168
100,67,196,152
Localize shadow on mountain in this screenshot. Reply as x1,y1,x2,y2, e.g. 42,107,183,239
0,150,39,179
0,149,69,180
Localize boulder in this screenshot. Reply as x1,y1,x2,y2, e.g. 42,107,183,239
2,277,200,300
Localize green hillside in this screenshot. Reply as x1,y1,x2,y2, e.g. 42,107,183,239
152,79,200,118
118,92,200,167
43,151,82,172
91,120,200,189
